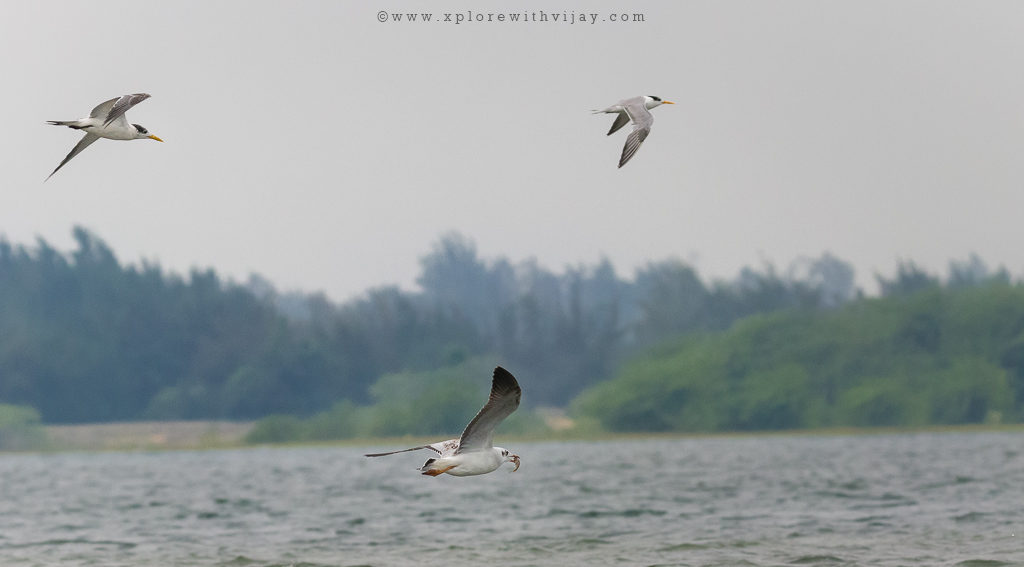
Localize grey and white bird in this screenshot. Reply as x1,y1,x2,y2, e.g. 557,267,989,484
593,95,674,168
365,366,522,477
46,93,163,180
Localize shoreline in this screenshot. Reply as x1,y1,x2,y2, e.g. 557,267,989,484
44,420,255,451
16,420,1019,454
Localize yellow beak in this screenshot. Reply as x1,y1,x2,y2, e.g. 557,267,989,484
148,134,164,142
663,101,676,105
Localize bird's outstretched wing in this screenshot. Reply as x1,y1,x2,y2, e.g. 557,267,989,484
365,439,459,458
99,93,151,128
619,127,650,168
618,100,654,168
88,97,120,119
456,367,521,453
46,133,100,181
606,112,631,136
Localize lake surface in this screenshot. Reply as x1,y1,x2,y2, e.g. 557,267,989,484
0,431,1021,566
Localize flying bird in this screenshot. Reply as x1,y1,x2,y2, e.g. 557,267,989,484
46,93,163,180
593,95,674,168
365,366,522,477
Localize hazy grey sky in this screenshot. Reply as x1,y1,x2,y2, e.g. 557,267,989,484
3,1,1023,301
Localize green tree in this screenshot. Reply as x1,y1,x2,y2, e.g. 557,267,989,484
0,404,48,451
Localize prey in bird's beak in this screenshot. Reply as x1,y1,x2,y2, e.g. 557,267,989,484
148,135,164,142
510,454,521,472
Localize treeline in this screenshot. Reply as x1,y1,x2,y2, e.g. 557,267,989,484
0,227,870,424
572,282,1024,432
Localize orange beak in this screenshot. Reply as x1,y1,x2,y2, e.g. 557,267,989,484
663,101,676,105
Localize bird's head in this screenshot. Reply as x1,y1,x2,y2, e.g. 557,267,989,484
498,447,521,472
133,124,164,142
645,95,675,109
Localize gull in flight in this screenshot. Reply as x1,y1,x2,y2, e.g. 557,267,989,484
365,366,522,477
593,95,674,168
46,93,163,180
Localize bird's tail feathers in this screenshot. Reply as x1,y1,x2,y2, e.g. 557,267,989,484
419,457,451,476
47,120,85,130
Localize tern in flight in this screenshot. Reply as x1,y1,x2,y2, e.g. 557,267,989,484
46,93,163,180
365,366,522,477
594,95,674,168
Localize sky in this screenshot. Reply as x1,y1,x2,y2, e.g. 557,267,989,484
2,1,1024,302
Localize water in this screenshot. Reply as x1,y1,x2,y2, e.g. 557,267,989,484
0,431,1021,567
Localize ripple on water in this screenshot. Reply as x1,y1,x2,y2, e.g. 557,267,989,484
955,511,995,525
576,508,667,518
789,554,848,564
2,538,138,550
